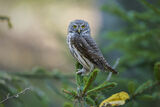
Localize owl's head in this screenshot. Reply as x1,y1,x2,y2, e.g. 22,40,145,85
68,20,90,35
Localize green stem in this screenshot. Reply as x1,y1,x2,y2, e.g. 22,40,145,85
78,100,82,107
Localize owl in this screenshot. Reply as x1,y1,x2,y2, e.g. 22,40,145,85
67,20,117,75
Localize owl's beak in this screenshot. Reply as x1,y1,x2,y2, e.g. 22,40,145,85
77,28,81,33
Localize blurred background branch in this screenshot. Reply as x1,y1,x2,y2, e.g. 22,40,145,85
0,87,31,104
0,16,12,28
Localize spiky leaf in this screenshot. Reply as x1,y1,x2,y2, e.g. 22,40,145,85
82,69,99,95
87,82,117,95
134,80,154,95
128,81,136,95
154,62,160,81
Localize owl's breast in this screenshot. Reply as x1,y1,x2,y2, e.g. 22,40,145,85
67,33,92,70
67,33,74,54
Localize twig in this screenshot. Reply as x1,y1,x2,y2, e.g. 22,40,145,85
74,99,78,107
140,0,160,15
63,89,74,96
126,81,160,104
106,58,120,81
11,72,74,79
0,87,31,104
0,15,12,28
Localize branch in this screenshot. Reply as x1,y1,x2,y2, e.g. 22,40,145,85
126,81,160,103
106,58,120,81
0,15,12,28
63,90,74,96
0,87,31,104
140,0,160,15
11,71,74,79
82,69,99,96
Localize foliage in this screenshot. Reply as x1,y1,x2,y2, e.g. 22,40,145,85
0,67,74,107
63,62,118,107
1,0,160,106
100,0,160,106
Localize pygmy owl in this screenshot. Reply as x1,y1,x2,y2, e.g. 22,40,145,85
67,20,117,75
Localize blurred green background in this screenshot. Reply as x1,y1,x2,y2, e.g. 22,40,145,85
0,0,160,107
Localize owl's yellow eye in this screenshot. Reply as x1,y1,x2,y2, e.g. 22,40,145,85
73,25,77,29
81,25,85,28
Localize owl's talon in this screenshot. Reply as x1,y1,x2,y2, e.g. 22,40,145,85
76,71,84,75
76,68,86,75
77,69,81,71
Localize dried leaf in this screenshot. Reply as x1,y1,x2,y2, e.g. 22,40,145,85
99,91,129,107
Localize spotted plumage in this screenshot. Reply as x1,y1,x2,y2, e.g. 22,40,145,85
67,20,117,75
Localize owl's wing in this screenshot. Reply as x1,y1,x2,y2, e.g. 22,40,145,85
73,35,117,74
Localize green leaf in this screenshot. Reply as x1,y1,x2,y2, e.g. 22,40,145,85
32,88,50,107
140,0,160,14
137,94,154,101
0,104,4,107
101,5,136,24
134,80,154,95
154,62,160,81
0,72,12,81
76,75,84,87
82,69,99,96
128,81,137,95
85,96,96,106
87,82,117,95
62,89,77,100
152,92,160,99
63,102,73,107
75,62,84,86
127,101,139,107
75,62,83,71
32,67,47,74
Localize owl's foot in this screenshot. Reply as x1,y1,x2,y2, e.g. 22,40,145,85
77,68,86,75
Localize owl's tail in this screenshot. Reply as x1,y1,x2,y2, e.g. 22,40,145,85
105,65,118,74
104,58,120,74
